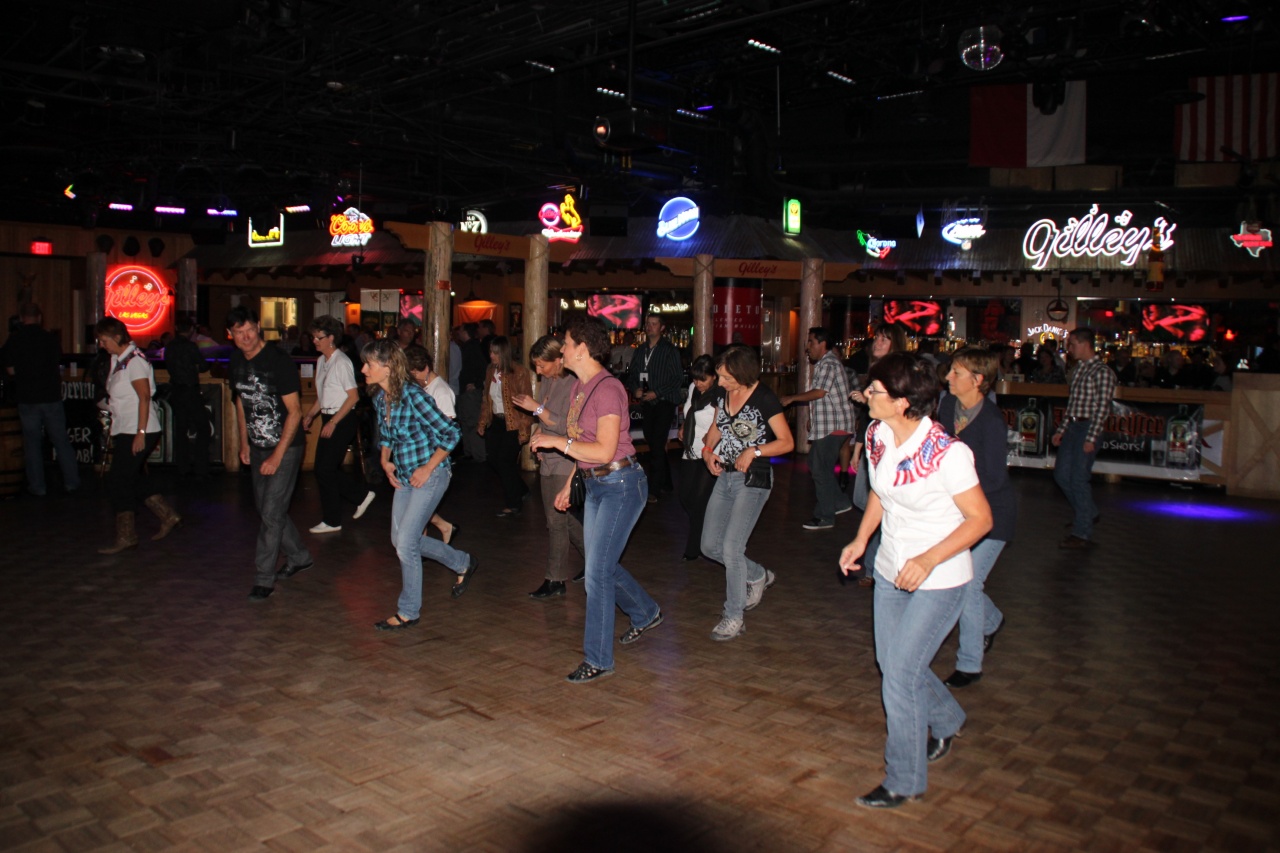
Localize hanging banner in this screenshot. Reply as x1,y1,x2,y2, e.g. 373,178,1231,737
712,278,762,347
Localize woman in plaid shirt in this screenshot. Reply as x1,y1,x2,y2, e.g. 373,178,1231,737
361,341,479,631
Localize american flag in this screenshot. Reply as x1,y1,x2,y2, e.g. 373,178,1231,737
1175,73,1279,162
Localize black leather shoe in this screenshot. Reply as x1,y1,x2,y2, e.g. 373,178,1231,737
926,734,955,763
944,670,982,688
276,560,313,579
983,618,1005,654
619,611,663,645
565,661,614,683
373,615,420,631
529,579,566,600
571,569,585,583
451,556,479,598
248,585,274,602
855,785,919,809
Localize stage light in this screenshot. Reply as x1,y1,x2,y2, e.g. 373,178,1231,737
747,39,781,54
154,205,186,215
284,204,311,214
959,26,1004,71
108,203,134,211
207,208,238,217
826,71,856,85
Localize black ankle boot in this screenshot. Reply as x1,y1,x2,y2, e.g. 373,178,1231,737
529,579,566,600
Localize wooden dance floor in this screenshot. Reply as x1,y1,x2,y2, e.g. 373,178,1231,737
2,457,1277,851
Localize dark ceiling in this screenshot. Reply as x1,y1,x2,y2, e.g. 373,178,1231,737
3,0,1277,237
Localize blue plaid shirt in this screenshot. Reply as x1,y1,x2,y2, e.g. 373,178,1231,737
375,382,460,482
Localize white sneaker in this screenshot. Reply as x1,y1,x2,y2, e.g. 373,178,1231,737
310,522,342,534
353,491,376,520
711,615,745,642
744,569,776,611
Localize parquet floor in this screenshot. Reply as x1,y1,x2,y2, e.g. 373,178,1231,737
2,456,1277,852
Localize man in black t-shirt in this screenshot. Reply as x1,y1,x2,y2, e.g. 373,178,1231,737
164,317,211,479
0,303,81,495
227,306,313,601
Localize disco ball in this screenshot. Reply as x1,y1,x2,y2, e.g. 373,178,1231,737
959,26,1004,71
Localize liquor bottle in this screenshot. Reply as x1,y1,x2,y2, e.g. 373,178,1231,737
1018,398,1042,455
1166,404,1194,469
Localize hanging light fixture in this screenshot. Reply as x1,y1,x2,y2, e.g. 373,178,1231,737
958,26,1005,71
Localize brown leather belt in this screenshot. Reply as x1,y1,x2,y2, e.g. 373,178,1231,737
580,455,637,479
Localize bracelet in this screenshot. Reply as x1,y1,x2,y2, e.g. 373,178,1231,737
533,404,545,417
564,438,574,454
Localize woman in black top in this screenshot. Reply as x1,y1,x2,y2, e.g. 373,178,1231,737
938,347,1017,687
678,354,723,561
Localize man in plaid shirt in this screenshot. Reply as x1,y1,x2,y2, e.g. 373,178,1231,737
782,327,856,530
1052,328,1116,549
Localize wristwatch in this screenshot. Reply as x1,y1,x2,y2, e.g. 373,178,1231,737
533,404,545,416
753,447,762,457
137,429,147,435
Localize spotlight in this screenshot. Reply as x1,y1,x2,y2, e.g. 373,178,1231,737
958,26,1004,71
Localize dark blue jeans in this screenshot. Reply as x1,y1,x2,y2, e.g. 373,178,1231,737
1054,421,1099,540
18,402,81,494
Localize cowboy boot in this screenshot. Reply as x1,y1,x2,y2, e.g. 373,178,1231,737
144,495,183,540
98,512,138,554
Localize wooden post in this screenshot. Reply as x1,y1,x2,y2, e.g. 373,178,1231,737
426,221,453,379
693,254,714,357
795,258,823,453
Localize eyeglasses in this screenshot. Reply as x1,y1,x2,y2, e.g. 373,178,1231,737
864,387,889,397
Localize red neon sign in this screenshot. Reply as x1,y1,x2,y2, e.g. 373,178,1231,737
30,240,53,255
1230,221,1273,257
329,207,374,247
104,265,174,339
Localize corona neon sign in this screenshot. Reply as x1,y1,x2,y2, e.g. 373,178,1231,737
104,265,174,339
539,195,584,242
857,230,896,259
1230,221,1272,257
1022,204,1176,270
248,214,285,247
941,218,986,250
329,207,374,247
657,197,700,240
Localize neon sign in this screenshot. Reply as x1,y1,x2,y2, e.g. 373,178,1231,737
941,218,986,250
248,214,285,247
1141,304,1209,341
1230,221,1272,257
329,207,374,247
539,194,584,242
650,302,690,314
857,230,896,259
783,198,801,235
104,265,174,338
1025,322,1069,343
1022,204,1176,270
657,197,700,240
460,209,489,234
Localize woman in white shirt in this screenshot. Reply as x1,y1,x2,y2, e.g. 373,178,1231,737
839,353,993,809
406,344,459,545
94,317,181,554
677,354,723,561
302,316,375,533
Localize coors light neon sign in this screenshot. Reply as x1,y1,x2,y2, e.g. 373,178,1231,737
104,265,174,338
329,207,374,247
1022,204,1176,270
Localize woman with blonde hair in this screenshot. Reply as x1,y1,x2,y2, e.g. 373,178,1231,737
513,334,586,599
362,340,478,631
479,335,534,517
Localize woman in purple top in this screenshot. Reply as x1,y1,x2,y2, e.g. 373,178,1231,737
530,317,662,684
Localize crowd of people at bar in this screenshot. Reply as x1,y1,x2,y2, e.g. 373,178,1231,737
3,300,1277,810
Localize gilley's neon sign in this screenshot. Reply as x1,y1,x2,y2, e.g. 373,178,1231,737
1022,204,1176,270
330,207,374,247
104,265,174,339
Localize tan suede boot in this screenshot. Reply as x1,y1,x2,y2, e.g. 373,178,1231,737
98,512,139,554
144,495,182,540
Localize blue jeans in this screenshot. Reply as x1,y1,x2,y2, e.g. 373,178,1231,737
955,539,1006,673
390,464,471,621
251,445,311,588
701,469,772,621
582,465,658,671
1054,421,1098,540
808,433,852,523
18,402,81,495
874,580,967,798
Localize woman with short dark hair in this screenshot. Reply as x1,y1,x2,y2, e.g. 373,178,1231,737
94,317,181,553
479,335,534,517
699,345,795,641
839,352,993,809
529,316,661,683
302,315,375,533
678,354,723,561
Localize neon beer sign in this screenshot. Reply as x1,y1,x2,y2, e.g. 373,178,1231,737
857,230,896,258
941,218,986,250
657,197,700,240
248,214,285,247
1231,221,1272,257
330,207,374,247
1022,204,1176,270
539,194,584,242
104,265,174,338
460,209,489,234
